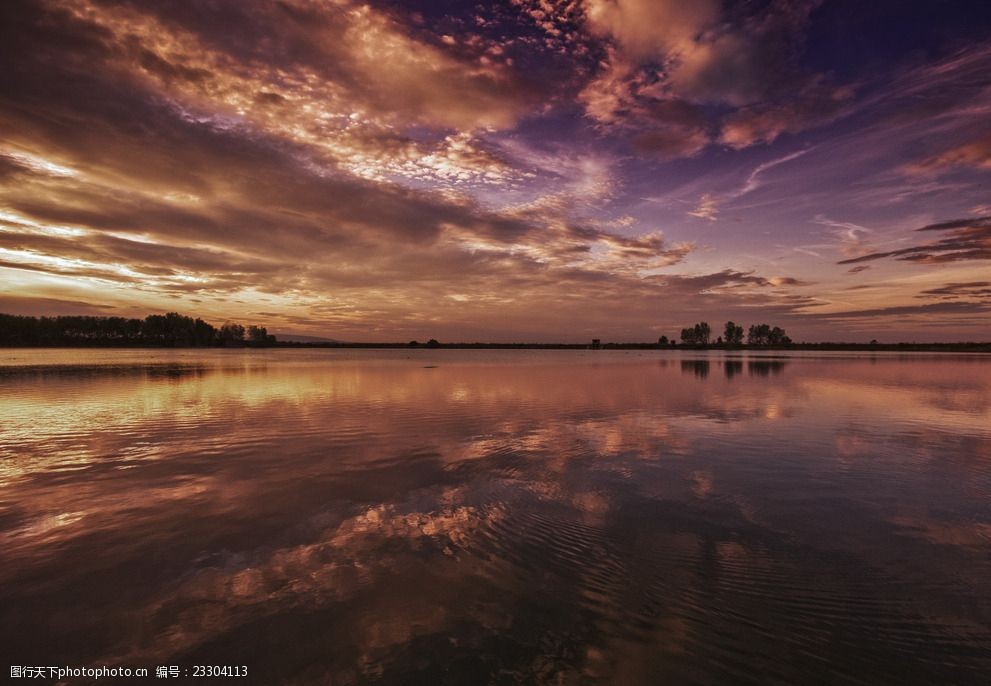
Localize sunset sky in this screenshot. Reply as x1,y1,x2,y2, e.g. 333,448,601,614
1,0,989,342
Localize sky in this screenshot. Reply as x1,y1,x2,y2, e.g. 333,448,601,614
1,0,989,343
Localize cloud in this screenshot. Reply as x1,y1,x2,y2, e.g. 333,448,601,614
1,0,545,195
115,0,538,131
814,301,991,320
582,0,818,107
767,277,805,287
741,148,813,197
838,216,991,265
632,128,710,158
904,131,991,174
687,194,719,221
576,50,637,125
720,85,855,148
583,0,719,60
0,295,123,318
577,0,841,155
918,282,991,300
664,269,810,294
576,52,713,157
631,98,711,157
681,148,811,221
8,2,809,344
3,0,987,342
813,215,875,259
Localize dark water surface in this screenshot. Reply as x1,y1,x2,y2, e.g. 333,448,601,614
2,349,990,684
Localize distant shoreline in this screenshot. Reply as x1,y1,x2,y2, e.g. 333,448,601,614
5,313,988,352
2,342,989,352
283,342,991,352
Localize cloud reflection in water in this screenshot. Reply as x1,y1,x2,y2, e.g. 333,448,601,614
1,349,989,683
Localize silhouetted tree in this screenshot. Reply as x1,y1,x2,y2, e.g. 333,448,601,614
768,326,791,345
193,318,217,346
724,321,744,346
218,322,245,346
681,322,710,345
695,322,710,345
142,312,209,346
747,323,790,346
658,335,669,346
426,338,440,348
0,312,278,347
748,323,770,345
246,325,275,346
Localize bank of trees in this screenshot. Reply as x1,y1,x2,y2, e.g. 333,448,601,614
680,322,711,345
724,321,744,345
746,323,791,346
679,320,791,347
0,313,277,347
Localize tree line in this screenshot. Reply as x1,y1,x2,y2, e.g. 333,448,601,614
678,320,792,346
0,312,277,347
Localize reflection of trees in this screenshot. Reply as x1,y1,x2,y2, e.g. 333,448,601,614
681,360,710,379
748,359,788,377
681,358,787,380
724,360,744,379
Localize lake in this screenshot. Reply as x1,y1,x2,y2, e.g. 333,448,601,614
1,349,989,684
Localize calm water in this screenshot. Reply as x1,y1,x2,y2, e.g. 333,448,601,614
1,349,990,684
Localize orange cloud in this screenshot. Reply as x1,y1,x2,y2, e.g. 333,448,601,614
905,132,991,174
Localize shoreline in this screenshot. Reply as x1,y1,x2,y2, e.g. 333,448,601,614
2,342,990,352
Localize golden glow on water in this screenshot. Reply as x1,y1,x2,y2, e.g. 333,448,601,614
1,350,989,682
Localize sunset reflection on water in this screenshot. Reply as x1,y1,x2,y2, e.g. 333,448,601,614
1,349,990,684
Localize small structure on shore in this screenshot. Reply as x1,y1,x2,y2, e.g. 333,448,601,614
591,339,601,350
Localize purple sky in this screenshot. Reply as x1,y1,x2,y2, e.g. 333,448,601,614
1,0,989,342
